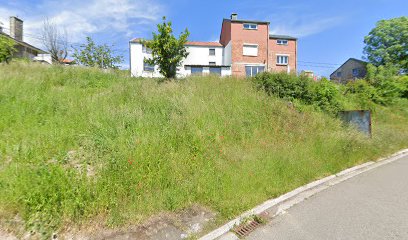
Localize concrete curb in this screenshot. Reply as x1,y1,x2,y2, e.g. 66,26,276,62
199,148,408,240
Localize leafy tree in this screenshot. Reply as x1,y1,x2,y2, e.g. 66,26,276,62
363,17,408,72
143,17,189,79
73,37,123,69
0,35,16,64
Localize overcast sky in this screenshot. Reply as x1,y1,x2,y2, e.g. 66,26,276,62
0,0,407,76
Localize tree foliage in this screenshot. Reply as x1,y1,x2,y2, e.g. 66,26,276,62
143,17,189,79
0,35,16,64
73,37,123,69
363,17,408,72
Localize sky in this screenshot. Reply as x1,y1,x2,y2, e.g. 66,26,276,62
0,0,407,76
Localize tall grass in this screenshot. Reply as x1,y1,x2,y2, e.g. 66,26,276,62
0,62,407,237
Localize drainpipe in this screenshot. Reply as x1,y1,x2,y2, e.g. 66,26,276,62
266,24,269,71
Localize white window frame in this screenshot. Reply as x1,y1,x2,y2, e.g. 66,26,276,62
209,48,216,56
243,23,258,30
276,54,289,65
277,39,288,45
243,44,258,57
245,65,265,77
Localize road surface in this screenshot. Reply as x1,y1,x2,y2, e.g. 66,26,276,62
247,155,408,240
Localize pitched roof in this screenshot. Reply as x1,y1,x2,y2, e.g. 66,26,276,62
269,34,297,40
185,41,222,47
0,32,47,54
130,38,223,47
330,58,368,77
129,38,144,43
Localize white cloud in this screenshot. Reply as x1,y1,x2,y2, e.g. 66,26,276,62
269,15,345,38
0,0,164,46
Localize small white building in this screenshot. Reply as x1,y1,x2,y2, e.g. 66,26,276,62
129,39,232,78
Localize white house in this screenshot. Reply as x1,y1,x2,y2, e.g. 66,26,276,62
129,39,232,78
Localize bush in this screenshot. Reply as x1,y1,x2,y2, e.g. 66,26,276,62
253,72,342,114
306,78,343,114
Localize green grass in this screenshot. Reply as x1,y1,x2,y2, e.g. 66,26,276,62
1,62,407,237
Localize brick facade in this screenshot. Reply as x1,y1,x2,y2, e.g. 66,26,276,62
220,15,297,77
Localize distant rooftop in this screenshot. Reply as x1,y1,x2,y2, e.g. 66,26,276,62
185,41,222,47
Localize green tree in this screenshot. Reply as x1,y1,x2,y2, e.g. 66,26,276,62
363,17,408,72
73,37,123,69
143,17,189,79
0,35,16,64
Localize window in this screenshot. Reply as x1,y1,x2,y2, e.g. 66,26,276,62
143,60,155,71
336,72,342,77
245,66,265,77
277,55,289,65
352,68,360,77
142,45,152,54
209,62,216,65
243,23,258,30
191,67,203,75
277,39,288,45
209,67,221,75
243,44,258,56
209,49,215,56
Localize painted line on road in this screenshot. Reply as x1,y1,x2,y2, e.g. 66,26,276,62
200,148,408,240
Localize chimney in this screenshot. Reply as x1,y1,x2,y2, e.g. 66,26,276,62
10,16,23,41
231,13,238,20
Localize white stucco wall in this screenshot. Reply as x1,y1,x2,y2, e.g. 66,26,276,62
129,42,231,78
183,45,223,66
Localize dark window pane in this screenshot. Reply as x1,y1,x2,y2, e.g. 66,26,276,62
191,67,203,75
210,67,221,75
143,60,155,71
245,66,252,77
209,49,215,56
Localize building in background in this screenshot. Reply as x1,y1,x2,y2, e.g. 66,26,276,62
129,13,297,78
0,16,50,63
330,58,368,83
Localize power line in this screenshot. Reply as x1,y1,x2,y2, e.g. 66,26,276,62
298,60,341,66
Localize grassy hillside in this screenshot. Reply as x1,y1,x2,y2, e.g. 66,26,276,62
0,62,407,237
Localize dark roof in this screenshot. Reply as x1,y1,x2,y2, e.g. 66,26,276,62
223,18,270,25
330,58,368,77
269,34,297,40
0,32,47,54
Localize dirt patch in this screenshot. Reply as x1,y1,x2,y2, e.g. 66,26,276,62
56,205,216,240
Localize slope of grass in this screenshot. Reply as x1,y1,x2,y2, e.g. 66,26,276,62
0,62,407,237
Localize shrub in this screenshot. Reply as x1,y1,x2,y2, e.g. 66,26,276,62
253,72,342,114
306,78,343,114
253,72,312,101
344,80,379,110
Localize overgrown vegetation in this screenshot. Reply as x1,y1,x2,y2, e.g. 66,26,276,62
0,63,407,238
73,36,123,69
0,35,16,64
254,68,408,113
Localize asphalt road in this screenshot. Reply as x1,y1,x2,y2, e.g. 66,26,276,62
247,155,408,240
